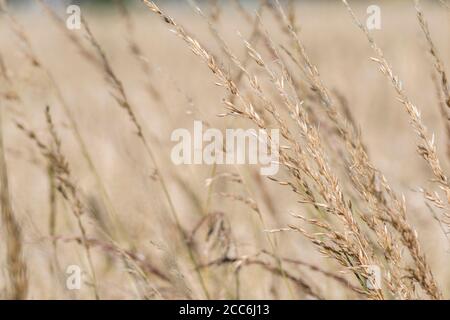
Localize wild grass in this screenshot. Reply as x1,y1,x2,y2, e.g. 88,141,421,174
0,0,449,299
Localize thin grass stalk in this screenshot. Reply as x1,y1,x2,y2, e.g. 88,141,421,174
79,14,211,299
0,104,28,300
342,0,443,299
2,0,126,245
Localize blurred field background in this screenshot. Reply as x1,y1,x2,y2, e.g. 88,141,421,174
0,0,450,299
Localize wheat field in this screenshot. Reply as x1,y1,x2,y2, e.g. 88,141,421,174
0,0,450,300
